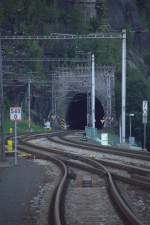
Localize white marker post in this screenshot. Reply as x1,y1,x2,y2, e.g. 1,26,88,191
121,29,127,143
10,107,22,165
14,119,17,165
142,100,148,150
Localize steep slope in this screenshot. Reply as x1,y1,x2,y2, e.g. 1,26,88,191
0,0,150,147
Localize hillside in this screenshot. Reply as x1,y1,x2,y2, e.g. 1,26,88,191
0,0,150,147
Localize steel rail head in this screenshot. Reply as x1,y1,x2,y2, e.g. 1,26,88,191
86,158,144,225
19,131,144,225
19,136,67,225
54,159,68,225
74,155,144,225
59,132,150,160
107,173,143,225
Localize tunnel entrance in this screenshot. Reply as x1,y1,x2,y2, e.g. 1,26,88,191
66,93,104,130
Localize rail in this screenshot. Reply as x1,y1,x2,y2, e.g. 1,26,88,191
18,132,145,225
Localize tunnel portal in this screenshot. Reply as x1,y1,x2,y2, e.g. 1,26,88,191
66,93,104,130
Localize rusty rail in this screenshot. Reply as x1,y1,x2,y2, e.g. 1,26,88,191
19,132,144,225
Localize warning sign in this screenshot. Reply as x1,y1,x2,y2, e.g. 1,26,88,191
10,107,22,121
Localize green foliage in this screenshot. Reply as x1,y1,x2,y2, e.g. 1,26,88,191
5,119,46,134
126,65,149,144
88,18,100,32
135,0,150,11
1,0,150,147
0,0,58,34
127,75,147,112
115,73,121,119
0,7,4,24
58,8,85,33
26,40,43,58
12,40,45,79
135,0,150,29
143,50,150,64
4,102,46,134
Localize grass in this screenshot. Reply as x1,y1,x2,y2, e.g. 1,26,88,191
4,118,50,135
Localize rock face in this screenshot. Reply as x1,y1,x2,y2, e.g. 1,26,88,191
107,0,150,50
3,0,149,127
55,0,141,29
55,0,149,50
55,0,97,32
107,0,142,31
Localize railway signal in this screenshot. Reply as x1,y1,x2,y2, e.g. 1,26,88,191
10,107,22,165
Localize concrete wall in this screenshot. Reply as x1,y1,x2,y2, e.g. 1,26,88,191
52,64,115,128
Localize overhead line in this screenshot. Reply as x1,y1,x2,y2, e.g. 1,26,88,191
0,33,122,40
3,58,89,62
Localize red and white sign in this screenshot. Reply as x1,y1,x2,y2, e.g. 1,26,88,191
10,107,22,121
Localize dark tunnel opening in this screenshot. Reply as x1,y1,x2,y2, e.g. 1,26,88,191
66,93,104,130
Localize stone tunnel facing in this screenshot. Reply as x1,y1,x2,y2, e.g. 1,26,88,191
66,93,104,130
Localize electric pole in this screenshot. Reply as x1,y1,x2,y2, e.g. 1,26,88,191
91,54,95,129
121,29,127,143
28,78,31,130
0,39,5,160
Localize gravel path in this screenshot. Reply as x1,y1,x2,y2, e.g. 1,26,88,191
0,156,61,225
116,181,150,225
65,169,124,225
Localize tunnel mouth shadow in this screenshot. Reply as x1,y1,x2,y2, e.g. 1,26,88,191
66,93,104,130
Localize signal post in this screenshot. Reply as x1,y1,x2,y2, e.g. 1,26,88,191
10,107,22,165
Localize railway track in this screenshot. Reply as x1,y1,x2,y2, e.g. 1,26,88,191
28,133,150,185
46,132,150,175
18,141,68,225
54,131,150,163
17,131,150,225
